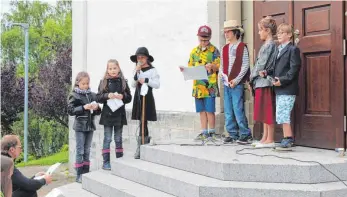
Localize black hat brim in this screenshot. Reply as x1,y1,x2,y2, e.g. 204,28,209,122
130,54,154,63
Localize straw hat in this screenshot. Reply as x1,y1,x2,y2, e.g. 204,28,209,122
222,20,244,33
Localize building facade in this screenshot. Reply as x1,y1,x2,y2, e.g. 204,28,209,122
70,0,347,172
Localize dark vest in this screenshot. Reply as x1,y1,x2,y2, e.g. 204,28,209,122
222,42,250,83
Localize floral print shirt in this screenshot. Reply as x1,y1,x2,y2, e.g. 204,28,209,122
188,44,220,98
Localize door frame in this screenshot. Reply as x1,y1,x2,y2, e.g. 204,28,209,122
344,1,347,147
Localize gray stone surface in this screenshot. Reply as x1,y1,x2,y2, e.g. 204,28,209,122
48,182,98,197
320,188,347,197
111,156,347,197
82,170,175,197
141,142,347,184
68,111,226,173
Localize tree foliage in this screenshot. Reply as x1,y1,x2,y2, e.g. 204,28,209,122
1,0,72,77
1,1,72,155
1,62,25,134
11,111,68,158
30,46,72,128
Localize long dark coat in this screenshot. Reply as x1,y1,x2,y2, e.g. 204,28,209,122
131,66,159,121
96,78,132,126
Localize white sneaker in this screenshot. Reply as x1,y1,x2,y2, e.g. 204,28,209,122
255,142,275,148
251,141,261,147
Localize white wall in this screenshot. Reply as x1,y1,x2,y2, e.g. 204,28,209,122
81,0,209,112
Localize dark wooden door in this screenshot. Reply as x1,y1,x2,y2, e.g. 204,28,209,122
253,1,293,141
294,1,344,149
253,1,345,149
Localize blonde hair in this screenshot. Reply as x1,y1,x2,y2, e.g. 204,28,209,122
101,59,126,92
74,71,90,88
277,23,294,40
258,16,277,36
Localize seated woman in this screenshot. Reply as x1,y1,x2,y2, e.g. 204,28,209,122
1,155,14,197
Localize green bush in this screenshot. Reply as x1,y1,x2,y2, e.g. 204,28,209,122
14,152,35,165
60,144,69,152
11,111,68,159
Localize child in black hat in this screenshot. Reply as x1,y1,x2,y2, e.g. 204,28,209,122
130,47,160,159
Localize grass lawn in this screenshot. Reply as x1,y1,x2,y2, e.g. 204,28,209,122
16,150,68,167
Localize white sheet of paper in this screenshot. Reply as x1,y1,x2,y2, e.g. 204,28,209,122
34,163,62,180
221,73,229,86
46,163,61,175
90,101,96,114
107,92,124,112
181,66,208,80
140,83,149,96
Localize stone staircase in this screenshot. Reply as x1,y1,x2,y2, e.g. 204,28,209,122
53,142,347,197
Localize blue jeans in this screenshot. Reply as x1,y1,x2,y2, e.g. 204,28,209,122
75,131,94,165
103,125,123,153
224,85,251,138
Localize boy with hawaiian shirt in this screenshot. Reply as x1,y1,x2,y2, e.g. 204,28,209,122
180,25,220,140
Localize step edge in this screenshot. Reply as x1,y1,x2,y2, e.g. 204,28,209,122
111,158,347,191
83,170,175,197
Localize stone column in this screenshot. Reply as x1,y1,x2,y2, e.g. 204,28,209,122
226,0,241,23
72,1,88,74
207,0,226,134
70,0,88,173
242,1,255,132
223,1,255,134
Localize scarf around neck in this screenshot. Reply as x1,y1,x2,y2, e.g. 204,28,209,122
73,87,91,94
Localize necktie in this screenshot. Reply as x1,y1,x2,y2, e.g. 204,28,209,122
277,45,282,59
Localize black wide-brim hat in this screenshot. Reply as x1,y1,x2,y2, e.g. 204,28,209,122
130,47,154,63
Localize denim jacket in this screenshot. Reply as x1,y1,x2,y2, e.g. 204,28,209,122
250,40,277,89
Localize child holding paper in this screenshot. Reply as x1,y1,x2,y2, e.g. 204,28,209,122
68,71,101,183
180,25,220,141
130,47,160,159
96,59,132,170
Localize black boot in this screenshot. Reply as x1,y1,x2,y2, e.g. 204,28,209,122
134,136,151,159
102,153,111,170
75,166,83,183
82,164,90,174
116,148,123,158
145,136,151,144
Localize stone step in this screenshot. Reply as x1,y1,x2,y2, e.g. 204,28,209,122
111,156,347,197
46,182,98,197
82,170,175,197
140,143,347,183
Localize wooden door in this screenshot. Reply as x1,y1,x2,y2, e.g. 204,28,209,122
253,1,293,141
294,1,345,149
